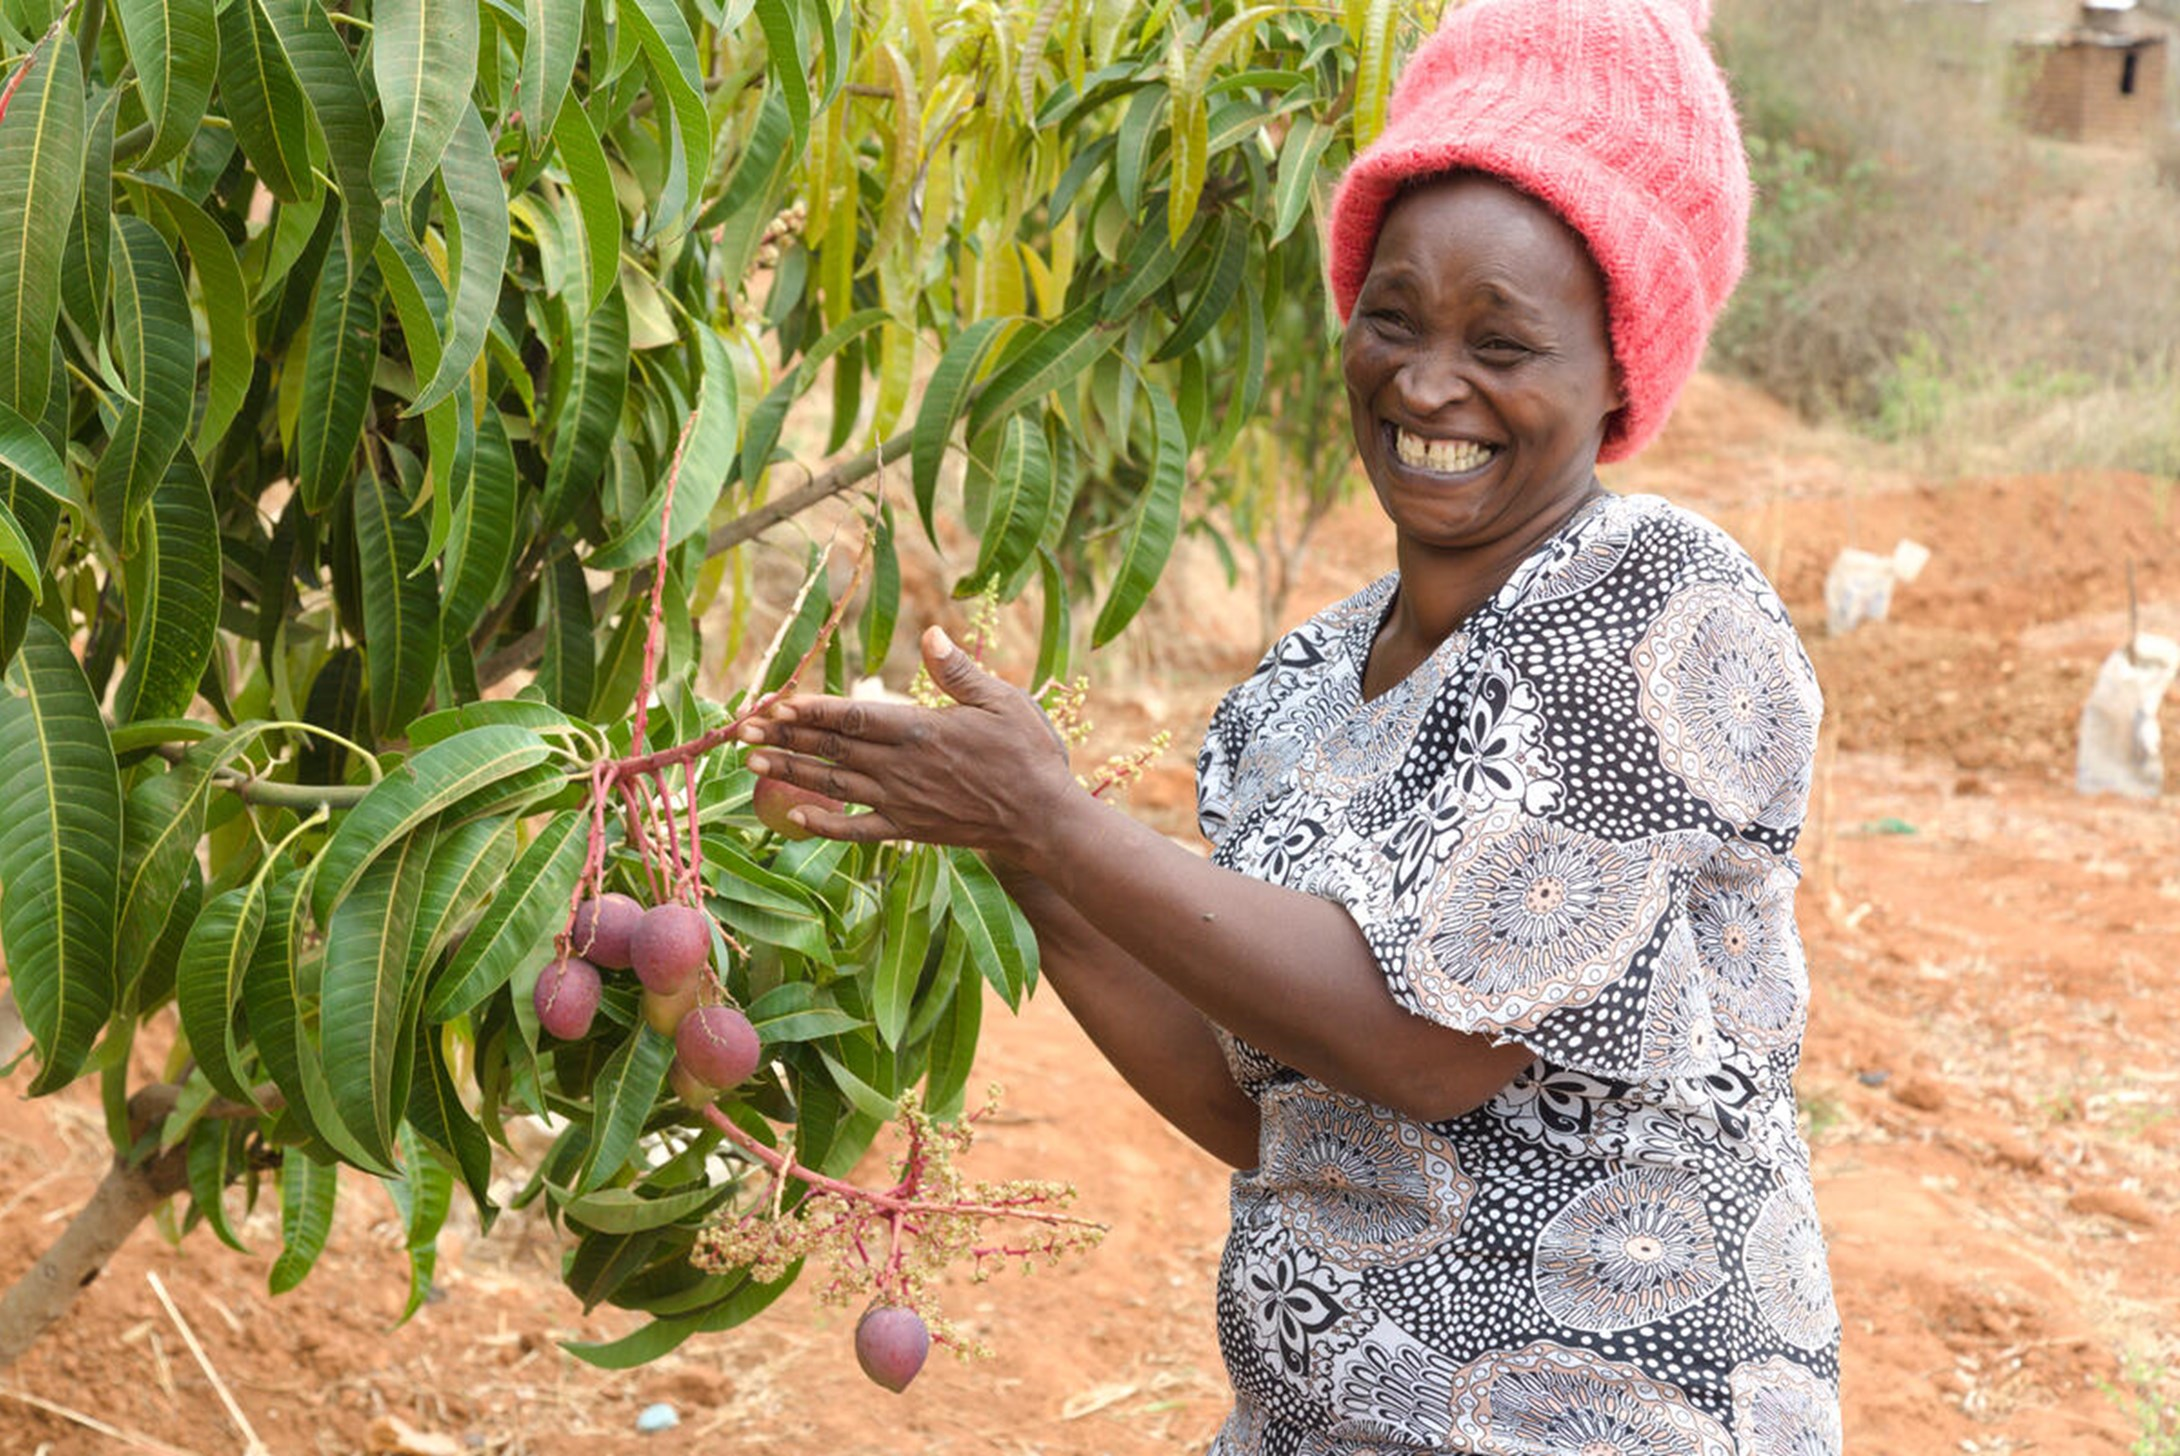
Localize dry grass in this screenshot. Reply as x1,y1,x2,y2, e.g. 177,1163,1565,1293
1711,0,2180,482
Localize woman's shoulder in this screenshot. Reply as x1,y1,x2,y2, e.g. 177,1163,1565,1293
1609,493,1784,597
1236,573,1396,696
1502,492,1800,637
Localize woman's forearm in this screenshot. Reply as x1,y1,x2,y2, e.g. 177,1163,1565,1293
1013,794,1535,1125
1002,870,1262,1169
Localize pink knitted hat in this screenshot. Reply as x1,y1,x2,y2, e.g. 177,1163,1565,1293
1326,0,1749,461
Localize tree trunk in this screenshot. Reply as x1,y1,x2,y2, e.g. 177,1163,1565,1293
0,1131,189,1370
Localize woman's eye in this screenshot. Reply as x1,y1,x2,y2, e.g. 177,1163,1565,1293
1477,337,1530,357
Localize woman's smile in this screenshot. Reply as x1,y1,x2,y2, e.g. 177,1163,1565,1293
1386,423,1500,477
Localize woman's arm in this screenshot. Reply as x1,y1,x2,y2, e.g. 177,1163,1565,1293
741,630,1536,1125
997,866,1261,1169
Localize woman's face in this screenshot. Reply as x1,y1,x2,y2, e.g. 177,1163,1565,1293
1342,174,1622,556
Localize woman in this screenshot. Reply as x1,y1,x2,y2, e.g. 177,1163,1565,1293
741,0,1842,1448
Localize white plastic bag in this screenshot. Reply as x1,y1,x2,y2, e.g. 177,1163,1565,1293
1824,539,1930,637
2076,632,2178,799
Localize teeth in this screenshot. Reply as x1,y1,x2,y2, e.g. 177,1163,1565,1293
1394,427,1495,473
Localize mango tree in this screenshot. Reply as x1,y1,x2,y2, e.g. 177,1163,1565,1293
0,0,1419,1374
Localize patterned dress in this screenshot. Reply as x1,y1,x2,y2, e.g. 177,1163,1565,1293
1194,494,1842,1456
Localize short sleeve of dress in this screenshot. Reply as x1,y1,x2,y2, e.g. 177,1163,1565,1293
1195,671,1260,851
1331,506,1823,1083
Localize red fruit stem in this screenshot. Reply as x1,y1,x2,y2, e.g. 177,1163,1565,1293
684,759,705,899
0,4,72,129
649,771,691,899
558,763,618,957
697,1104,1099,1232
630,409,702,764
621,783,671,905
606,547,868,781
0,50,35,127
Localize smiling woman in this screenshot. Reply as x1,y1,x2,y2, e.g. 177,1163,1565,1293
743,0,1842,1450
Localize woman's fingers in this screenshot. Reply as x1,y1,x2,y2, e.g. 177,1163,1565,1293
748,694,919,747
745,749,886,809
785,802,900,843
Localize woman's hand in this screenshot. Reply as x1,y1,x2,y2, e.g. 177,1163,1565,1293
739,626,1077,859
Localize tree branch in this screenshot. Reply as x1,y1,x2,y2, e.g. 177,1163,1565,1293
476,428,912,691
153,744,374,810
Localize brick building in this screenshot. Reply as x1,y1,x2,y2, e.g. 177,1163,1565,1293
2014,0,2171,145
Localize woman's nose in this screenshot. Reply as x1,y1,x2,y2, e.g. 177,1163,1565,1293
1397,347,1475,412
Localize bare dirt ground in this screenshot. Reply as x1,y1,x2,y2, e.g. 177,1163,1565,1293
3,374,2176,1455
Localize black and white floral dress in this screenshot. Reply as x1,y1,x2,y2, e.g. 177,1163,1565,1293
1195,494,1841,1456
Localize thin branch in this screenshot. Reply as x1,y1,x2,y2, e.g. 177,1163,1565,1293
0,1385,206,1456
477,427,912,691
146,1273,269,1456
151,745,375,810
705,427,913,560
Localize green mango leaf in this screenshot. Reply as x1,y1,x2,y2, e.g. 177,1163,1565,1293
536,547,595,716
268,1152,339,1294
310,724,551,924
406,1025,496,1223
923,937,981,1119
294,234,383,514
60,89,116,341
114,450,222,724
539,287,629,527
371,0,479,217
966,303,1114,441
423,809,585,1022
174,883,268,1109
585,330,738,572
185,1120,249,1252
815,1045,899,1124
113,0,220,169
411,102,506,412
909,317,1004,540
407,814,519,970
553,1179,730,1236
548,90,621,317
1114,83,1164,218
0,27,83,420
561,1262,802,1368
131,180,256,452
320,825,437,1167
520,0,582,154
216,0,317,203
574,1025,675,1195
114,733,237,999
0,496,38,595
92,217,196,545
620,0,711,242
384,1124,456,1323
1092,378,1188,647
752,0,810,150
1155,206,1249,362
239,872,319,1139
351,459,441,739
860,497,899,671
1100,209,1195,320
440,409,517,644
258,0,382,263
1271,112,1332,244
406,697,581,750
1034,546,1072,688
943,849,1039,1009
0,620,121,1095
967,414,1055,594
0,400,71,512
